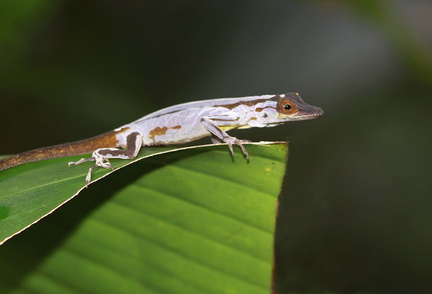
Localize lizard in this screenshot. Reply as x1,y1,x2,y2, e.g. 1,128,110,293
0,92,323,185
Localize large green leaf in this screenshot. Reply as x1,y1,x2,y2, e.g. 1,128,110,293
0,143,287,293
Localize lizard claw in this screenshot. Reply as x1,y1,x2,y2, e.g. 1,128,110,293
223,136,249,160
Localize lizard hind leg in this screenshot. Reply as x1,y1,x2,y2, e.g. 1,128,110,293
69,132,143,186
68,157,95,166
68,150,117,187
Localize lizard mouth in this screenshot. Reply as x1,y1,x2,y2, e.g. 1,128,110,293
299,106,324,119
287,107,324,121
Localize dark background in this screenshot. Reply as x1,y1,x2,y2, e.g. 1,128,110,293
1,1,431,293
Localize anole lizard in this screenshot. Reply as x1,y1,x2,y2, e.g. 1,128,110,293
0,92,323,185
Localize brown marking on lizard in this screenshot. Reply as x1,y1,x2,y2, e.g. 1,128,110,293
149,125,182,141
214,98,270,110
98,132,141,158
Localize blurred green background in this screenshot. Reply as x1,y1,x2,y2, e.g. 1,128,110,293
1,1,431,293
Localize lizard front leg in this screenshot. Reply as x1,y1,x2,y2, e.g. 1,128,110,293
69,132,143,185
200,116,250,160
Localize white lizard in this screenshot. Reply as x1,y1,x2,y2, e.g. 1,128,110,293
0,92,323,184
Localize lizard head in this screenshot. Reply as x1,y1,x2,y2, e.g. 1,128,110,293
254,92,323,125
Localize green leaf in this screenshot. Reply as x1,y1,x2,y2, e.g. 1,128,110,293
0,143,287,293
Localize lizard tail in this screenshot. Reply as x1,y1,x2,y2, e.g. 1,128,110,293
0,130,120,171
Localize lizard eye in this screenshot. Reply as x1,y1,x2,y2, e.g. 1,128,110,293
277,98,298,114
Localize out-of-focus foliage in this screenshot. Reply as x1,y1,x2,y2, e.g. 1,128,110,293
0,1,56,64
349,0,432,83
